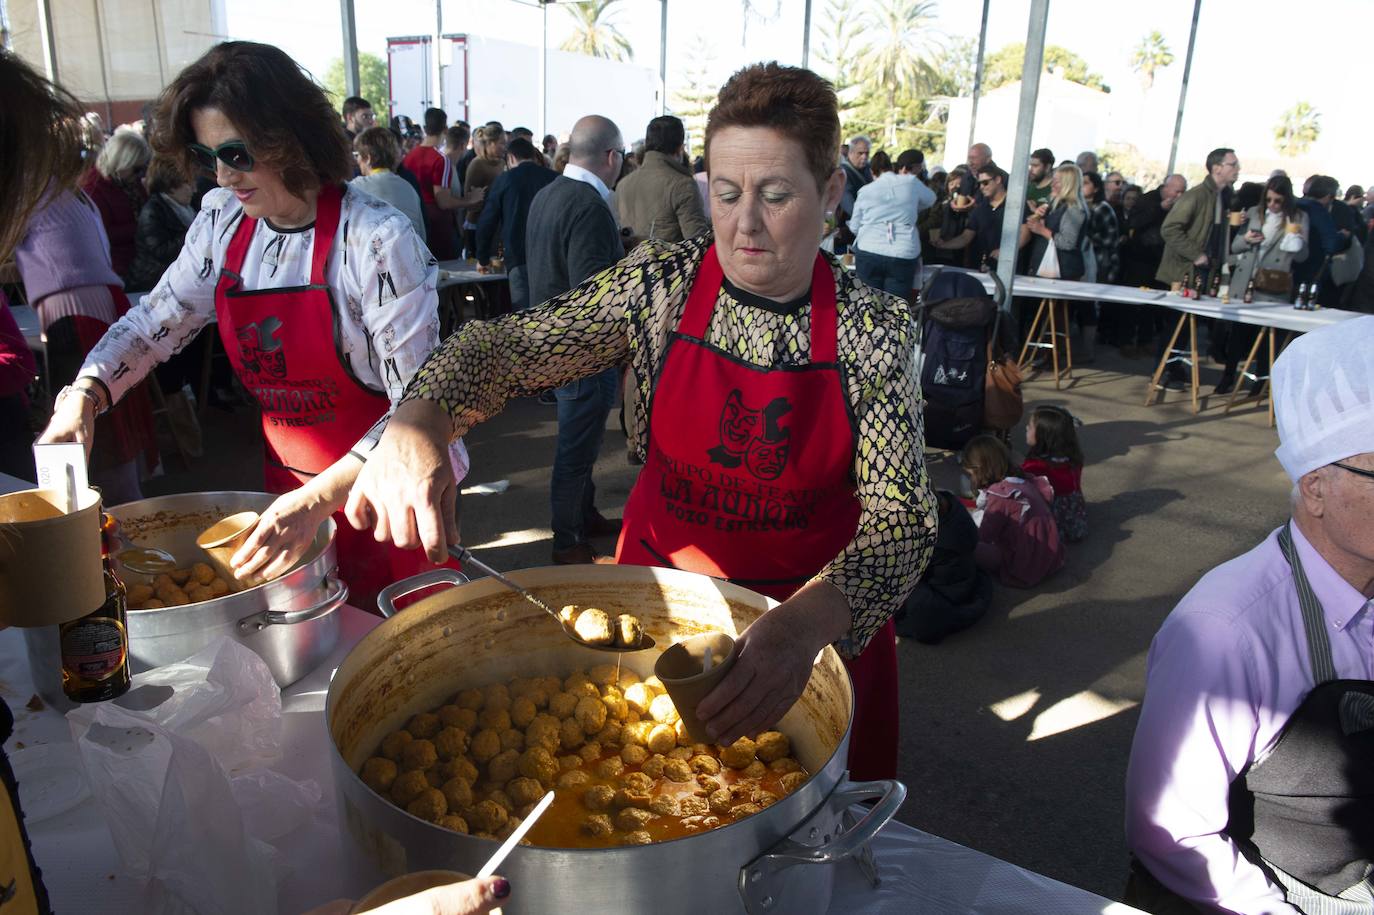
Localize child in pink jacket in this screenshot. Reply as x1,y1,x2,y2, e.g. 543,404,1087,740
960,434,1065,588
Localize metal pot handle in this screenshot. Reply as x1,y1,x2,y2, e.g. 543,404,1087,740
375,568,470,618
238,574,349,631
738,776,906,912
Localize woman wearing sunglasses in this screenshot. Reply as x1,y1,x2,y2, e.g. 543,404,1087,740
38,41,467,611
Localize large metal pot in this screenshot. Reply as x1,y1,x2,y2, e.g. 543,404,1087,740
111,491,347,686
326,564,905,914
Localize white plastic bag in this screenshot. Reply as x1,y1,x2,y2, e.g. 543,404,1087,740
67,638,322,915
1036,243,1061,279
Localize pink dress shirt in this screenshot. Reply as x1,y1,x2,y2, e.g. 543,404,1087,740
1125,522,1374,914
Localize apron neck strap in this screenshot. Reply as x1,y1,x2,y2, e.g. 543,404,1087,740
1278,520,1339,685
222,184,343,283
680,246,839,364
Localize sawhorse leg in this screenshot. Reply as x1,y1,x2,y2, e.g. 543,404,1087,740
1018,299,1048,369
1146,313,1188,406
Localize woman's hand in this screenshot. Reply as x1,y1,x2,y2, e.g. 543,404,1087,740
695,581,851,746
1028,216,1051,239
345,399,460,563
38,388,97,459
231,482,338,582
1245,230,1264,245
301,875,510,915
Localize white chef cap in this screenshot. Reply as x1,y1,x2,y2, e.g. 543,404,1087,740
1273,315,1374,481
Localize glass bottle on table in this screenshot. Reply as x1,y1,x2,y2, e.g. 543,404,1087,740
60,512,132,703
1243,277,1255,304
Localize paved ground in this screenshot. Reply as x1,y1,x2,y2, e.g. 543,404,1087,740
145,339,1292,902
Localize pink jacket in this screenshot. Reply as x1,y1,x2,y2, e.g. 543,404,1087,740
977,475,1065,588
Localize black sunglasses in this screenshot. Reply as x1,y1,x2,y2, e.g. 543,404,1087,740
1333,461,1374,481
188,140,255,174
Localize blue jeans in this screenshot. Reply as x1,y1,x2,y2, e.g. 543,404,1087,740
551,367,619,549
854,249,919,299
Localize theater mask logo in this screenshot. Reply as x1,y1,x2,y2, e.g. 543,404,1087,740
236,316,288,380
707,389,792,479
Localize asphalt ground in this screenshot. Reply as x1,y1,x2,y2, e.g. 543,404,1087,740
146,336,1292,902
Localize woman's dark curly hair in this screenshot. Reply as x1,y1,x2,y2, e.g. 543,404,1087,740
151,41,352,196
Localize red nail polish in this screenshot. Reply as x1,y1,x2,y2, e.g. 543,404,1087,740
491,877,511,899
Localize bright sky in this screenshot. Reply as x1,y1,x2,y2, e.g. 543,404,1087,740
220,0,1368,185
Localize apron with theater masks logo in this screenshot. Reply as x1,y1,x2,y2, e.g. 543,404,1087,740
616,244,898,779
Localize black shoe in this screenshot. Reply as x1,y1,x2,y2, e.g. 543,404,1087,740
1213,373,1236,395
1248,377,1266,397
552,542,597,564
583,510,623,538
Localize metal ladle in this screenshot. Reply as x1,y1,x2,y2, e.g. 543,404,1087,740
448,545,655,652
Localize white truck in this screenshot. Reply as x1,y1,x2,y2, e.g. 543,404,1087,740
386,33,660,141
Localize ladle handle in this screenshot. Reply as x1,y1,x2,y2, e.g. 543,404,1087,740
447,545,560,621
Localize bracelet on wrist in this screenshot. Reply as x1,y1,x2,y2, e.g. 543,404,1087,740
57,384,105,416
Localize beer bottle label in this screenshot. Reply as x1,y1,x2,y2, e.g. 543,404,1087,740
60,618,127,681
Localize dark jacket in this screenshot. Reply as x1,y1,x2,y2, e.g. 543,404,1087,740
615,151,710,243
1120,188,1168,286
525,176,622,307
895,491,992,644
1293,198,1340,288
80,170,146,279
475,161,557,268
125,194,192,293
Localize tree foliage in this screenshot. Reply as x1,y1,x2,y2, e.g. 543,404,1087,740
671,34,719,156
323,52,390,117
1273,101,1321,158
856,0,942,148
1129,30,1174,90
983,42,1110,93
561,0,633,63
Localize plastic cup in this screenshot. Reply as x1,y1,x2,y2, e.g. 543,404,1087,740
1228,211,1246,227
1286,222,1301,234
0,486,104,627
349,870,473,914
654,632,739,744
195,511,264,587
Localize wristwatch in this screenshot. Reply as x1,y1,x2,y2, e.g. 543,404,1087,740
56,383,106,416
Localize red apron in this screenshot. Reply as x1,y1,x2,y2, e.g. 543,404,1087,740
214,184,452,613
616,245,899,780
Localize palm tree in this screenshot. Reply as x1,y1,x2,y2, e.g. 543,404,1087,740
857,0,942,148
1129,31,1174,90
561,0,633,62
1273,101,1321,158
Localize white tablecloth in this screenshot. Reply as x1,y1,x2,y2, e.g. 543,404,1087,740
436,260,509,289
0,611,1138,914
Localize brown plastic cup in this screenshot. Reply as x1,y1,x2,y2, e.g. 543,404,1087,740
349,870,473,913
1228,211,1246,227
654,632,739,744
195,511,264,587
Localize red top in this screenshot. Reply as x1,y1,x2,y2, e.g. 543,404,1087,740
80,171,145,279
401,146,446,206
1020,456,1083,499
0,291,37,402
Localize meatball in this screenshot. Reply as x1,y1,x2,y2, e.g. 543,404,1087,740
567,680,601,700
482,684,511,712
648,694,679,724
582,813,614,837
601,692,629,722
623,683,656,716
690,755,721,776
518,746,559,786
743,760,767,780
757,791,779,808
662,758,693,782
640,754,668,779
455,688,484,710
769,757,803,774
588,664,620,687
401,739,438,772
434,727,470,760
507,776,545,807
525,714,561,753
621,830,653,846
575,696,608,734
615,614,643,649
707,788,733,815
679,796,709,817
187,585,214,603
674,720,693,747
439,756,479,785
730,803,762,819
547,690,578,719
438,705,478,734
755,731,791,764
380,730,414,761
666,746,692,761
425,769,446,788
495,814,524,841
577,741,603,764
557,605,579,626
437,814,469,834
615,807,655,831
559,717,586,750
484,788,515,813
360,757,398,794
487,748,521,784
557,769,592,789
407,712,441,740
573,608,614,646
648,794,678,817
646,724,677,755
595,756,625,779
620,745,649,766
406,788,448,823
470,729,501,763
558,754,582,771
390,769,430,806
208,577,230,597
719,737,757,769
467,799,509,834
643,676,665,694
595,721,624,748
499,728,525,753
582,784,616,812
622,771,654,793
441,776,474,810
191,562,216,586
613,788,651,809
477,707,511,732
779,771,807,794
621,720,654,747
510,696,538,729
694,774,721,795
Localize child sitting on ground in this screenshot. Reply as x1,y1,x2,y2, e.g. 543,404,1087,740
961,434,1065,588
894,490,994,644
1020,405,1087,542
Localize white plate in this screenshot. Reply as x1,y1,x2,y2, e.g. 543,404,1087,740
10,743,90,823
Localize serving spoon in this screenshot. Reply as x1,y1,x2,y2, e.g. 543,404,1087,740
448,545,655,652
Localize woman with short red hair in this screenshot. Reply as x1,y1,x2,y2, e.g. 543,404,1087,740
347,62,937,779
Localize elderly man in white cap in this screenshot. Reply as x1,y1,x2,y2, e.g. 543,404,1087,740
1123,316,1374,915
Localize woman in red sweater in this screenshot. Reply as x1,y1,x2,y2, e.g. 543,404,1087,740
80,129,151,280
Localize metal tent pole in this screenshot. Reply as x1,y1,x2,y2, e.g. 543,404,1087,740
993,0,1051,310
340,0,360,98
967,0,990,151
802,0,812,68
659,0,668,115
539,1,548,137
432,0,443,110
1166,0,1202,176
36,0,59,79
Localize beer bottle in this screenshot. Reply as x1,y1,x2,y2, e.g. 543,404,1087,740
1209,269,1223,297
60,513,132,703
1296,283,1310,310
1243,277,1255,304
979,253,990,273
1193,270,1207,299
1180,267,1194,298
